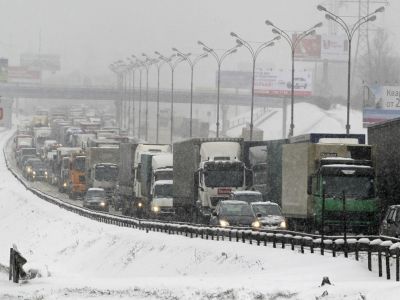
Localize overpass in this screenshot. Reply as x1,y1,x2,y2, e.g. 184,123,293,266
0,82,302,107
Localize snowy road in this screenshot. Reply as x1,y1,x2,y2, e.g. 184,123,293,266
0,127,399,299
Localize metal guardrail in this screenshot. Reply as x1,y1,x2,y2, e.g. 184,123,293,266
4,143,400,282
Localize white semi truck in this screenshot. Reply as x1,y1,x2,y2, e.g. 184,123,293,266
173,138,249,223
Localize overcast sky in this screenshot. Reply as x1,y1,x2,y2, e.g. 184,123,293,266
0,0,397,87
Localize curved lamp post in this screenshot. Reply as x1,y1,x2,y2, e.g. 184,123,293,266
155,52,185,144
141,53,157,141
172,48,208,137
317,4,384,135
265,20,322,137
230,33,280,141
198,41,240,137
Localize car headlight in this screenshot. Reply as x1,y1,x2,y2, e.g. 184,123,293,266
138,202,143,208
100,202,106,207
32,171,36,175
279,220,287,229
44,171,48,175
27,167,32,173
63,182,67,187
152,206,160,212
252,220,261,228
219,220,229,227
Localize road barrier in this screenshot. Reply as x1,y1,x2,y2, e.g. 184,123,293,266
4,146,400,283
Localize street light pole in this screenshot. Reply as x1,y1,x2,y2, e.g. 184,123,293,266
198,41,239,137
156,52,185,144
229,33,279,141
266,20,322,137
317,4,384,135
172,48,208,137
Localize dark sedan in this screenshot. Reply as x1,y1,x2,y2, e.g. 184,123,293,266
210,200,260,228
83,188,109,212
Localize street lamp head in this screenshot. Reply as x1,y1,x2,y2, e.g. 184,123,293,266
325,14,335,21
314,22,323,28
317,4,327,11
265,20,274,26
235,39,243,46
202,47,211,52
197,41,205,46
375,6,385,13
367,15,377,22
172,47,178,52
229,48,238,54
230,32,238,37
273,35,281,41
272,28,281,35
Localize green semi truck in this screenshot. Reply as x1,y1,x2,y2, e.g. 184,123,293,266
275,133,380,234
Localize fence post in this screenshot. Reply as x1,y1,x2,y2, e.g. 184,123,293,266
396,252,399,282
378,250,383,277
241,231,245,243
9,248,13,281
368,248,372,271
386,249,391,280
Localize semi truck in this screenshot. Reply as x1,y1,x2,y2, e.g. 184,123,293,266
85,147,120,199
140,153,173,217
67,153,86,199
279,133,379,233
173,138,249,223
116,143,171,216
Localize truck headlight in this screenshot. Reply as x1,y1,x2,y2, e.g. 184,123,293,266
63,182,67,187
138,202,143,208
252,220,261,228
44,171,48,175
100,202,106,207
32,171,36,175
219,220,229,227
152,206,160,212
279,221,287,229
27,167,32,173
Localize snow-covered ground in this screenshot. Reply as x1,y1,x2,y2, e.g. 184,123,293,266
1,108,400,299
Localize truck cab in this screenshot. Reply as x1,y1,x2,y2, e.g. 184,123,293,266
195,142,247,221
68,155,86,199
91,163,119,199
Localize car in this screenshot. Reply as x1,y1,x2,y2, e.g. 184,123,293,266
250,201,287,230
228,190,263,204
27,159,48,181
23,158,42,180
83,188,109,212
380,205,400,237
210,200,260,228
286,77,308,89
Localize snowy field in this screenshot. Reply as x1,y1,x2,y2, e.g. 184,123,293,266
1,107,400,299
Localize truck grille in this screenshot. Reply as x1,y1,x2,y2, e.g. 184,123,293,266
324,211,377,224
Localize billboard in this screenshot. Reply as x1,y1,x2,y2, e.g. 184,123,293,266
218,70,252,89
363,85,400,127
321,35,348,62
293,34,321,60
7,66,41,83
0,98,13,128
254,68,313,97
20,53,60,72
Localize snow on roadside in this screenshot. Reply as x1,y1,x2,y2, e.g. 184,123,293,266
0,128,399,299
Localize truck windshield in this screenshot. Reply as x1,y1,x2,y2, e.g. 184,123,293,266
154,170,173,181
154,184,173,198
204,170,244,188
73,157,85,172
323,176,375,199
234,194,263,203
95,165,119,181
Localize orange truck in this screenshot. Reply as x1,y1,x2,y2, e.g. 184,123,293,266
68,153,86,199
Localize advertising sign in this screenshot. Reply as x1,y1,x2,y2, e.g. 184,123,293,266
363,85,400,127
7,66,41,83
254,68,313,97
293,34,321,60
321,35,348,62
20,53,60,72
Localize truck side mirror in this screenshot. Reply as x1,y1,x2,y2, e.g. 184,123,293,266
307,176,312,195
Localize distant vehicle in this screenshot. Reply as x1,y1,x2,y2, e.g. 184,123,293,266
380,205,400,237
250,202,287,230
20,155,37,171
28,160,49,181
228,191,263,204
23,158,41,180
209,200,260,228
83,188,109,212
286,77,307,89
